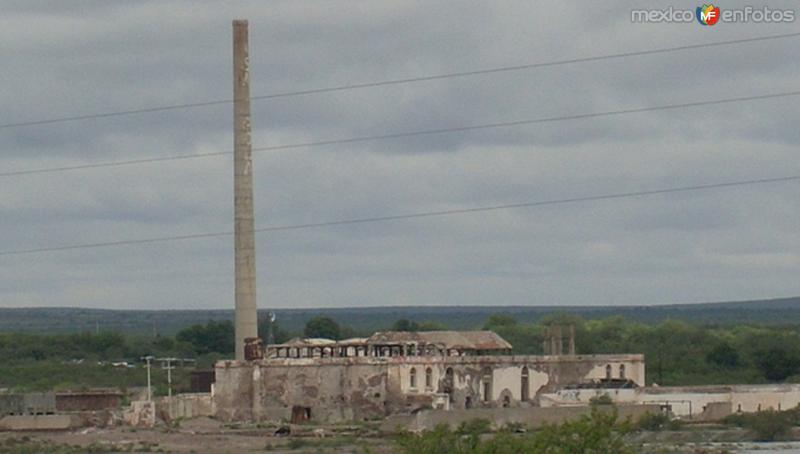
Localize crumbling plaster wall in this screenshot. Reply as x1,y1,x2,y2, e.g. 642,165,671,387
540,388,639,407
214,354,645,422
215,358,395,422
214,361,255,421
257,359,391,422
386,355,644,411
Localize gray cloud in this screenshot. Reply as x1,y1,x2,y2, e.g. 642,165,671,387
1,0,798,310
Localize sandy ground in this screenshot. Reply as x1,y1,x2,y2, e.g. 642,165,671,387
0,418,393,453
4,420,800,453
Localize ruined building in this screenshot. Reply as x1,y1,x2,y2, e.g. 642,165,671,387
216,21,645,424
214,328,645,423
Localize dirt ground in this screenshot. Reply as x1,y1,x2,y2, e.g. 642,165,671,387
0,418,394,453
5,423,800,453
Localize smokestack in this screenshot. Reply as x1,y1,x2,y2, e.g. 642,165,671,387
233,20,257,360
568,324,576,356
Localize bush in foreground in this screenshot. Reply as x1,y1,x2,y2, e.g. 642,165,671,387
395,407,632,454
634,412,682,431
723,409,793,441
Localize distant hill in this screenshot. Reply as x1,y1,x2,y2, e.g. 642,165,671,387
0,296,798,336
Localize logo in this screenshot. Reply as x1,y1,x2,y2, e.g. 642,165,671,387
633,5,794,24
697,4,721,25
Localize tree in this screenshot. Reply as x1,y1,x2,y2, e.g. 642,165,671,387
392,319,420,332
754,346,800,382
417,321,447,331
706,342,739,369
483,314,517,330
176,320,234,355
304,316,341,340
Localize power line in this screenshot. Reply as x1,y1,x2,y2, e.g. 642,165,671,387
0,32,798,131
2,174,797,257
0,150,233,177
3,89,800,178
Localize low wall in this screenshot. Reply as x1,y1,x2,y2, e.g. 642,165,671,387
123,401,156,428
697,402,732,421
2,392,121,415
0,393,55,415
0,415,80,431
541,384,800,420
55,392,121,412
157,393,214,420
382,404,661,432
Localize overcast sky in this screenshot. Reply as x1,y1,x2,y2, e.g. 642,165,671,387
1,0,798,310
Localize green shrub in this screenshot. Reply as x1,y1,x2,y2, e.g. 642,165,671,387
455,418,492,436
635,412,681,431
395,407,632,454
723,409,792,441
500,421,527,433
396,425,473,454
589,394,614,406
748,410,791,441
286,438,308,450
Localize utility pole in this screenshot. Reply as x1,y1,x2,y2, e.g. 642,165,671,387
155,357,195,398
159,358,176,399
142,356,154,402
233,19,258,361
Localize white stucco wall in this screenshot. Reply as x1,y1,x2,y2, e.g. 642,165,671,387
584,360,645,386
542,384,800,418
540,388,638,407
729,385,800,413
491,366,519,400
393,355,644,403
638,391,728,417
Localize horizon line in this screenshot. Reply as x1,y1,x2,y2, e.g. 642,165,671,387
0,295,797,312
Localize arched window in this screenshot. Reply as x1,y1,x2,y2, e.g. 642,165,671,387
605,364,612,380
410,368,417,389
619,364,626,379
425,367,433,388
521,367,530,401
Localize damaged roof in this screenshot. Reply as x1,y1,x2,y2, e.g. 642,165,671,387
367,330,512,350
271,331,512,351
275,337,337,347
271,337,368,348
